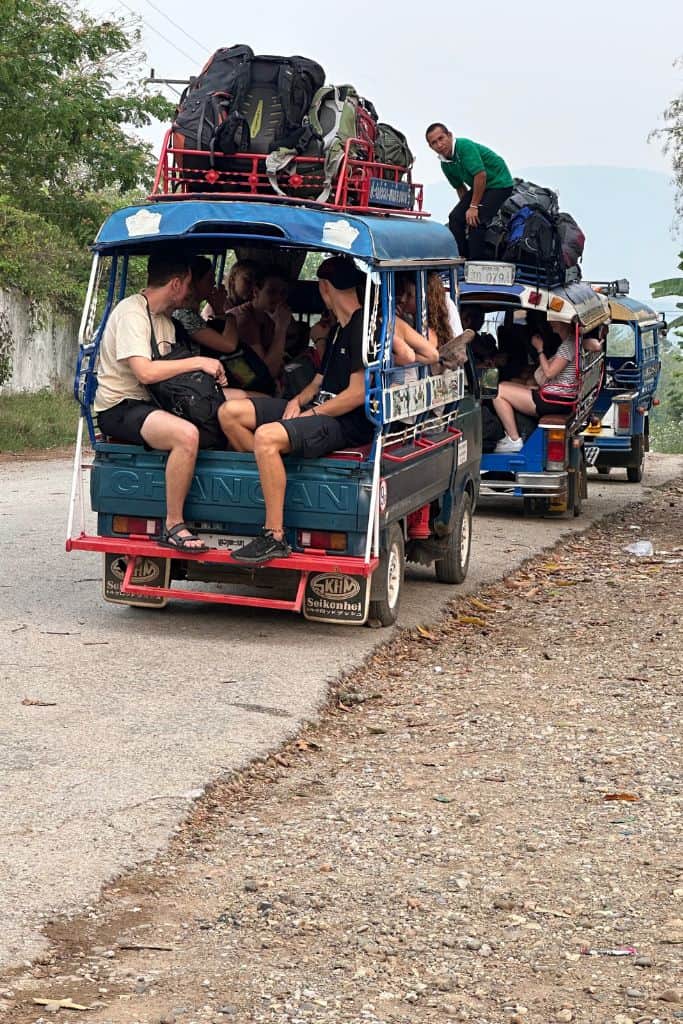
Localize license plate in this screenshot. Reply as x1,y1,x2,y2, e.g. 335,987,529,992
368,177,414,209
464,261,516,286
197,533,250,551
584,446,600,466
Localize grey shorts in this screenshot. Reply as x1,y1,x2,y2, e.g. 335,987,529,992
251,397,349,459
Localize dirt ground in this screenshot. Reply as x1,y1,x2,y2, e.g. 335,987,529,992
1,483,682,1024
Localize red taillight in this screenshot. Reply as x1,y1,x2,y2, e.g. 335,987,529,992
112,516,161,536
617,403,632,431
528,290,542,305
546,428,566,469
204,169,219,184
297,530,347,551
289,173,303,188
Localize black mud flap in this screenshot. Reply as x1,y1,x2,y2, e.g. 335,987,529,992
103,553,171,608
303,571,370,625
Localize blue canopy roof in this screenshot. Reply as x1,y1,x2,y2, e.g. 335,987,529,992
93,200,460,265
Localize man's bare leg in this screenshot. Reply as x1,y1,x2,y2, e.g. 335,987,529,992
219,399,258,453
140,410,203,548
253,422,292,539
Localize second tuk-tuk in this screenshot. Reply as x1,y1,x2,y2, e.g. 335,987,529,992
581,281,662,482
458,260,610,516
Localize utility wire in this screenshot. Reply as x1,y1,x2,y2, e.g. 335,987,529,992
140,0,210,60
116,0,205,65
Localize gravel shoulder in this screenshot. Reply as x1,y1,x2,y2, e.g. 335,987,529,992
2,482,681,1024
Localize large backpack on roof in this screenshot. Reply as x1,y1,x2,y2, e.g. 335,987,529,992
484,178,560,258
556,212,585,269
374,123,414,179
171,46,325,188
501,207,558,266
266,84,378,202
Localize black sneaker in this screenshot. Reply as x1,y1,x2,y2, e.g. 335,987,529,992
232,530,292,565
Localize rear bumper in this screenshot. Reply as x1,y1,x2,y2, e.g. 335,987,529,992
480,471,567,497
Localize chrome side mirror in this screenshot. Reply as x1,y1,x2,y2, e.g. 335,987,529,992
480,367,499,399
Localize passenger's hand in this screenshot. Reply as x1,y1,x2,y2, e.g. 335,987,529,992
197,357,227,386
530,333,544,353
465,205,480,228
208,284,228,316
271,302,292,334
282,398,301,420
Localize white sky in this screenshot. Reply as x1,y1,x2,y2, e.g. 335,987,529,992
84,0,682,188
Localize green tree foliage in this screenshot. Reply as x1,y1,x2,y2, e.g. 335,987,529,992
651,253,683,451
0,0,173,308
651,58,682,221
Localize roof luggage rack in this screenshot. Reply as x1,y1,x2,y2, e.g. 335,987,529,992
586,278,630,296
456,259,580,290
149,130,427,218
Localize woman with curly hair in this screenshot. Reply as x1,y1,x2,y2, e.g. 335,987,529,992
396,272,473,368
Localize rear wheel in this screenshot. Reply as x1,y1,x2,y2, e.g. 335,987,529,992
626,436,644,483
568,449,585,517
435,493,472,584
368,524,405,626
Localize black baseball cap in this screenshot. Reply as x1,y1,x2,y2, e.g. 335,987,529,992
316,256,363,291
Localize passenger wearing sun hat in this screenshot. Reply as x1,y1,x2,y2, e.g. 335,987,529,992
222,255,374,565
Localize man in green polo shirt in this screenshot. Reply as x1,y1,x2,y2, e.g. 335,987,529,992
426,123,513,259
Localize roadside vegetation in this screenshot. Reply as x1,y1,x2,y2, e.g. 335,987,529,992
0,0,172,319
0,388,78,453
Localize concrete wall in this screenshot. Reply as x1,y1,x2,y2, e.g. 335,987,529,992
0,287,79,394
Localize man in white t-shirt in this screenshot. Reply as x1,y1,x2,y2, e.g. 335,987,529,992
94,250,229,553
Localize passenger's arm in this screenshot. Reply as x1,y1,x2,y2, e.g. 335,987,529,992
531,335,569,381
306,368,366,418
393,317,439,363
466,170,487,227
127,354,227,387
260,303,290,377
393,337,417,366
282,373,324,419
188,317,239,355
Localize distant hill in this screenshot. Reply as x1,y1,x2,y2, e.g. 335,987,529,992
424,166,681,307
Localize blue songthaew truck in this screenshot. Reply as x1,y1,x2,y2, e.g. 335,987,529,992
581,281,662,482
67,149,485,626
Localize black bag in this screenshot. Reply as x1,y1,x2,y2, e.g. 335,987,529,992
556,212,585,268
148,309,226,449
173,46,325,157
501,210,557,266
202,318,277,396
484,178,559,258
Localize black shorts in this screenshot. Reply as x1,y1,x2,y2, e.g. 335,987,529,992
251,397,348,459
532,391,572,417
96,399,160,444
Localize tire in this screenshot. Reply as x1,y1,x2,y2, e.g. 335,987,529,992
568,450,585,517
368,524,405,626
626,436,644,483
435,492,472,585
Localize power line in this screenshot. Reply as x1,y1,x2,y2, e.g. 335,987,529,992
140,0,210,59
116,0,205,66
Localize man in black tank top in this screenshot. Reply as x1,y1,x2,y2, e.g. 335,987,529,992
223,256,374,565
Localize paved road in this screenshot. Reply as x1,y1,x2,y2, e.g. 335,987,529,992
1,451,681,972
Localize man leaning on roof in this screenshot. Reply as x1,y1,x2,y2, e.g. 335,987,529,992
426,123,513,259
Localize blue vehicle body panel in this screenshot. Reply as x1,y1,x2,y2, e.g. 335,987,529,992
481,428,546,478
93,201,459,264
581,295,662,472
